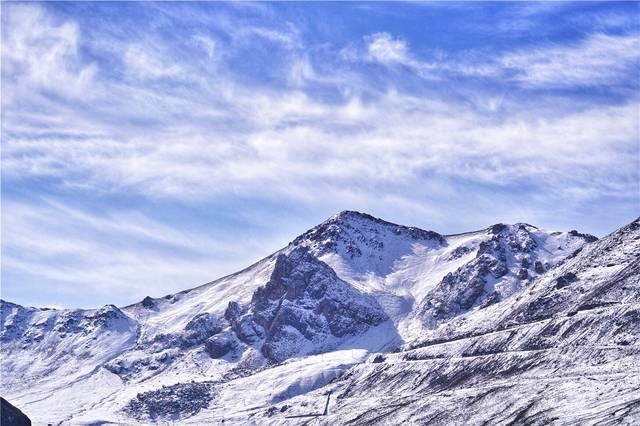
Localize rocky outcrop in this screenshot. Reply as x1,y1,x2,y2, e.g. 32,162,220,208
123,382,215,422
182,312,223,348
204,333,238,358
292,210,446,276
227,247,388,362
1,397,31,426
418,223,597,327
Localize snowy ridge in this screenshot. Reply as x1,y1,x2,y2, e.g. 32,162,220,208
261,218,639,425
291,210,446,279
2,211,631,425
415,223,592,329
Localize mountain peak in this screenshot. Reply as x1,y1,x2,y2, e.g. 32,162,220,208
327,210,392,226
292,210,446,258
485,222,539,235
288,211,446,278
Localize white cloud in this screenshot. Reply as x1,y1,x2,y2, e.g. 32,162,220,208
289,55,316,86
501,33,640,87
2,4,638,307
1,199,272,305
247,26,299,48
358,31,640,89
123,44,184,80
3,11,637,204
1,4,97,98
366,32,411,65
4,81,636,205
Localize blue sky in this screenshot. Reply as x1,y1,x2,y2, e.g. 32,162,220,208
2,2,639,308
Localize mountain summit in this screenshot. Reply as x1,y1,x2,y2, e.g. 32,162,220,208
2,213,636,425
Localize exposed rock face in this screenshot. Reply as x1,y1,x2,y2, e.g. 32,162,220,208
86,305,132,330
103,312,228,380
568,229,598,243
182,312,223,348
293,211,446,256
503,218,640,325
418,223,597,327
1,397,31,426
123,382,215,422
141,296,156,309
1,302,137,345
228,247,388,362
204,333,238,358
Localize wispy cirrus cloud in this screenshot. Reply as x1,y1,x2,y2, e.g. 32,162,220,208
500,32,640,87
366,32,411,65
1,198,276,307
123,44,185,80
3,3,638,206
2,2,638,308
1,4,97,99
343,32,438,80
192,35,217,60
357,30,640,89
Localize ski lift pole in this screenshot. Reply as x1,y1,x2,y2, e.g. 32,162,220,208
323,391,332,416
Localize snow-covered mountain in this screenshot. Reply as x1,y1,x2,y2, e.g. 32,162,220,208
280,217,640,425
2,211,636,425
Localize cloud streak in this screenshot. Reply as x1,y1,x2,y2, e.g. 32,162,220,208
500,33,640,87
2,2,638,307
359,31,640,89
1,198,274,307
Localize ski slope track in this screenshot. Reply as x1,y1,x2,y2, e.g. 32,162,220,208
1,211,638,425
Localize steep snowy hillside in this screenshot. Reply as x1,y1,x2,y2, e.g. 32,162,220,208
260,218,639,425
291,210,446,280
290,211,595,341
415,223,596,328
1,302,137,396
0,211,609,424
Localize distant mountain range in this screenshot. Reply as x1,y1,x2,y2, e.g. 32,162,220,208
2,211,638,424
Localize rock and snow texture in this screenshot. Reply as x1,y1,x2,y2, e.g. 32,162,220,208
292,210,447,279
1,210,637,425
225,247,388,362
416,223,594,328
263,217,640,425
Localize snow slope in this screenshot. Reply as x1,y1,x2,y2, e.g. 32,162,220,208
263,218,640,425
2,210,620,425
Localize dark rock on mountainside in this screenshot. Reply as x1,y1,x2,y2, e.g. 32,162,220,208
1,397,31,426
141,296,157,310
418,223,597,327
227,247,388,362
501,218,640,326
568,229,598,243
293,211,446,251
555,272,578,289
86,305,131,329
123,382,215,422
182,312,223,348
1,302,136,343
205,333,238,358
0,302,35,343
